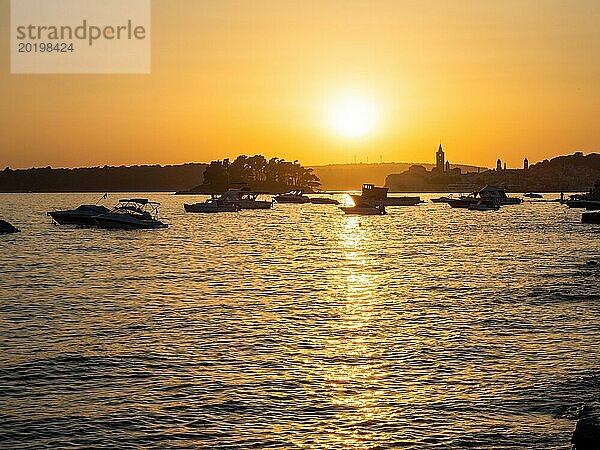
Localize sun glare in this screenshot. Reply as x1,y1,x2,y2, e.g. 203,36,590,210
327,95,379,139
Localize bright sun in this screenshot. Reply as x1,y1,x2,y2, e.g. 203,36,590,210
327,95,379,139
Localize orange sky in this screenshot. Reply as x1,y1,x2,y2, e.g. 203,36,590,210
1,0,599,169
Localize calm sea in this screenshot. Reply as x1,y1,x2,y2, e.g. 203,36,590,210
1,193,599,449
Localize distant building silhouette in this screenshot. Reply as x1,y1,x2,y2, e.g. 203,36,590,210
504,162,507,171
436,144,445,172
524,158,529,170
445,160,450,172
496,159,502,171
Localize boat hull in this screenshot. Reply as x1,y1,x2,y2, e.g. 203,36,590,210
184,203,240,213
273,197,310,204
47,205,110,226
308,198,340,205
93,214,168,229
0,220,20,234
350,194,422,206
567,200,600,210
234,201,272,209
582,212,600,224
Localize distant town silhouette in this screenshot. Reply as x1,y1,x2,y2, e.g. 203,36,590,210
1,150,599,193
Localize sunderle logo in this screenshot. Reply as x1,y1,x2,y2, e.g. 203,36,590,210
15,20,148,47
11,0,151,74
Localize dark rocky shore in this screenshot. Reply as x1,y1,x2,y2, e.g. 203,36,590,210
572,404,600,449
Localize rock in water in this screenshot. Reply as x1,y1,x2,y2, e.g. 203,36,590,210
572,406,600,449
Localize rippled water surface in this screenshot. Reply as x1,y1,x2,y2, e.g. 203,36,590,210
1,193,599,449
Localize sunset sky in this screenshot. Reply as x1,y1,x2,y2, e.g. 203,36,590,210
1,0,599,169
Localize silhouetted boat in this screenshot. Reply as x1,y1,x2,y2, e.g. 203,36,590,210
431,195,454,203
351,184,423,206
94,199,168,229
48,204,110,226
468,199,501,211
215,189,272,209
582,211,600,224
448,186,521,208
308,197,340,205
273,190,310,204
0,219,20,234
340,204,386,215
565,181,600,209
184,198,240,213
523,192,543,199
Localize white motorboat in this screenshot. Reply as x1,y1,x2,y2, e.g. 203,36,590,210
184,198,240,213
94,199,168,229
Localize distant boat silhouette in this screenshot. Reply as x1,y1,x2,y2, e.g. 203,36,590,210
0,219,20,234
468,199,501,211
351,184,422,206
448,186,521,208
214,189,273,209
184,198,240,213
273,190,310,204
582,211,600,224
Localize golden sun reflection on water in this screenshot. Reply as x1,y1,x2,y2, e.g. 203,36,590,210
317,216,399,446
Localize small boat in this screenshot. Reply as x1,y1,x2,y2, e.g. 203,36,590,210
431,195,453,203
0,219,20,234
565,181,600,209
523,192,543,199
449,185,521,208
273,190,310,204
582,211,600,224
94,199,168,229
468,199,500,211
340,204,386,215
48,204,110,226
215,189,272,209
308,197,340,205
184,198,240,213
351,184,422,207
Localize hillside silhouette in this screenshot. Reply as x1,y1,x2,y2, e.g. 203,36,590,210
386,152,600,192
0,164,206,193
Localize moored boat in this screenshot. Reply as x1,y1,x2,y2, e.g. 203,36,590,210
215,189,272,209
431,195,454,203
308,196,340,205
0,219,20,234
184,198,240,213
582,211,600,224
94,199,168,229
48,204,110,226
468,199,501,211
448,185,521,208
273,190,310,204
523,192,543,199
565,180,600,209
351,184,423,207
